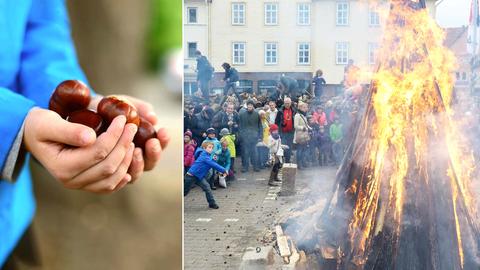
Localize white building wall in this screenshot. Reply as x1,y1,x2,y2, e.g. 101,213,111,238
311,0,436,83
184,0,209,80
209,0,313,75
184,0,438,85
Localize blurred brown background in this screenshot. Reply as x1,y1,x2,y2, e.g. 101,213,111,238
27,1,182,269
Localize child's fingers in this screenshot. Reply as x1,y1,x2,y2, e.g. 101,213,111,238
143,138,162,171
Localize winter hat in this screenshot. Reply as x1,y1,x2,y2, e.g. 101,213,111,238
219,128,230,136
269,124,279,132
206,127,216,135
184,130,192,138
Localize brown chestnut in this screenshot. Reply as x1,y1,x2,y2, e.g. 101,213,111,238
97,96,140,126
49,80,91,118
67,109,105,136
133,118,157,150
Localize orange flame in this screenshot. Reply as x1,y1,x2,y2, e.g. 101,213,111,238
345,1,479,265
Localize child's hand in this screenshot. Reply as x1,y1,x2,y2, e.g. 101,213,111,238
24,108,136,194
90,95,170,183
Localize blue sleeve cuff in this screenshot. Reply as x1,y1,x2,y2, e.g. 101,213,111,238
0,89,35,180
1,122,26,182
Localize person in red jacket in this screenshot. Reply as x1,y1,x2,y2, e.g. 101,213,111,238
312,106,328,126
184,130,196,173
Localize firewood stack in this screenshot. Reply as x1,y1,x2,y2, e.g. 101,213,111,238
283,1,480,269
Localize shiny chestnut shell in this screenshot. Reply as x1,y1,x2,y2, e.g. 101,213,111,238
97,96,140,126
67,109,105,136
133,118,157,150
49,80,91,118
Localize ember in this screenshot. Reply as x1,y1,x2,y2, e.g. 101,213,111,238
284,1,480,269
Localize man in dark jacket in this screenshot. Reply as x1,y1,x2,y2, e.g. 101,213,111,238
275,97,296,163
238,100,262,172
184,105,195,132
222,62,240,97
212,102,240,135
196,50,213,99
191,107,214,145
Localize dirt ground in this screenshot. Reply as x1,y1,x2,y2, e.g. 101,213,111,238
26,78,182,270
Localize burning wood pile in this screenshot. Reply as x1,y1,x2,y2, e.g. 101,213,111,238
283,1,480,269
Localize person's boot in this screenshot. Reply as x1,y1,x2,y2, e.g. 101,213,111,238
209,203,219,209
273,170,282,182
268,171,279,186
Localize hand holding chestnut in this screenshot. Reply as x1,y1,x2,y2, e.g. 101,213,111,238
48,80,157,151
24,79,171,193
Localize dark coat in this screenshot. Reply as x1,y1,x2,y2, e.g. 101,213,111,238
238,109,262,142
191,110,213,143
184,111,194,132
224,67,239,82
318,131,332,152
212,110,240,134
280,76,299,95
196,56,213,81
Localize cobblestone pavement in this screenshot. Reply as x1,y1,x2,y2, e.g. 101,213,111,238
184,163,338,270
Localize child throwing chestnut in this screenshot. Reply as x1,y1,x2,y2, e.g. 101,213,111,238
184,141,228,209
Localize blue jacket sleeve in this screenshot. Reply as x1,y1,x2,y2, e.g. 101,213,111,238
19,0,88,108
205,158,227,174
0,89,35,173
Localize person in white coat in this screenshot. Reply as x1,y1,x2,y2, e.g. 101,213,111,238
267,124,283,186
294,102,312,169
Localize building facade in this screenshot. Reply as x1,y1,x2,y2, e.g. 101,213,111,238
444,27,472,92
184,0,437,96
184,0,210,95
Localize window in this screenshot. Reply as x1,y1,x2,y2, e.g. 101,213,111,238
336,2,349,26
368,43,379,65
187,42,197,58
184,82,198,96
187,7,197,23
462,72,467,81
336,42,349,65
265,3,278,25
258,80,277,94
264,42,278,65
297,3,310,25
232,3,245,25
369,7,380,26
298,43,310,65
239,80,254,93
232,42,246,64
456,72,460,80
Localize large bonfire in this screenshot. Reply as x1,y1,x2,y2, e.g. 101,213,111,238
285,0,480,269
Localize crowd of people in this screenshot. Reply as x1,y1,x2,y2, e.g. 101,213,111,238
184,50,365,209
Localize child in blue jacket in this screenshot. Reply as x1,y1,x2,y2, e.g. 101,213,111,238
184,141,227,209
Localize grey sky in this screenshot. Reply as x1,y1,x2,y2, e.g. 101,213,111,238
436,0,471,27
